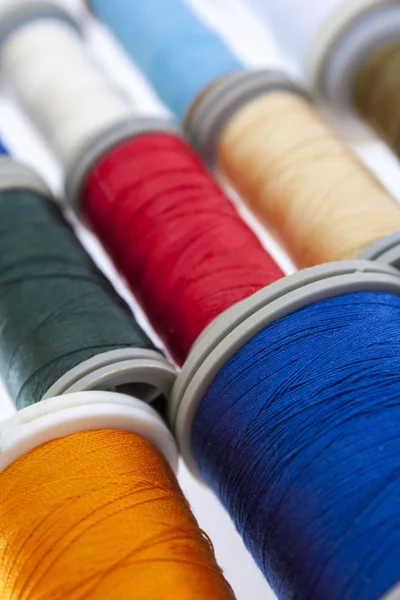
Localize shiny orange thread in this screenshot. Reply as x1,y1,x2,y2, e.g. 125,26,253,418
0,429,235,599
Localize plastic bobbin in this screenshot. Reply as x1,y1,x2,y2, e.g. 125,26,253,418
183,69,311,169
0,1,81,49
42,348,176,409
65,116,181,214
360,232,400,269
307,0,400,130
170,260,400,477
0,390,178,473
0,157,52,197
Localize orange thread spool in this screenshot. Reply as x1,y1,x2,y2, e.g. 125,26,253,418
0,429,235,599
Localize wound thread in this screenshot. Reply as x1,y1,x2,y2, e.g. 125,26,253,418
193,291,400,599
83,132,283,364
0,428,235,599
353,41,400,156
86,0,242,120
0,9,132,166
216,89,400,268
0,186,156,408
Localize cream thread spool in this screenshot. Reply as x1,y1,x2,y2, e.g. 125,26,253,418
185,71,400,269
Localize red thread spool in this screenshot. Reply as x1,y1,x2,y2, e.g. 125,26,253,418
83,133,283,364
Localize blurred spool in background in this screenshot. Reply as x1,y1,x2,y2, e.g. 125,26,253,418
247,0,400,154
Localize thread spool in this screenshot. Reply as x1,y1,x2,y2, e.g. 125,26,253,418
85,0,400,269
352,41,400,155
188,71,400,268
247,0,400,143
0,390,235,599
173,260,400,599
67,119,284,364
0,2,133,166
86,0,242,120
0,156,175,409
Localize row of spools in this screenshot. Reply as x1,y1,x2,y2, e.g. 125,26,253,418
0,1,399,600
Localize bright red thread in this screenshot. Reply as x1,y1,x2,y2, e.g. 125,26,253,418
83,133,283,364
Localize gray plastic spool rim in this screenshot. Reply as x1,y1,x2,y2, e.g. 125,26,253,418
183,69,311,169
308,0,400,133
0,158,52,198
0,1,81,51
65,116,181,214
361,231,400,269
43,348,176,406
171,260,400,478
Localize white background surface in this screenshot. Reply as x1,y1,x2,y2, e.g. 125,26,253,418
1,1,400,598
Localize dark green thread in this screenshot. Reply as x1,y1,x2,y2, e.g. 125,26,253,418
0,188,156,409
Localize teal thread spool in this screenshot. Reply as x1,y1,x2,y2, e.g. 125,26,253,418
0,158,175,410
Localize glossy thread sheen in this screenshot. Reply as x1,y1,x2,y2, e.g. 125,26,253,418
88,0,242,119
0,429,235,599
0,189,154,408
193,292,400,600
83,133,283,364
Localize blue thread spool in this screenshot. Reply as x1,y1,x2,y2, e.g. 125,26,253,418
171,261,400,599
88,0,242,120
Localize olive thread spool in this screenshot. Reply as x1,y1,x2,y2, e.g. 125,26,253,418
0,156,175,410
248,0,400,142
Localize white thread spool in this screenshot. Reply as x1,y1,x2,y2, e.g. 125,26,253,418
0,3,132,166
